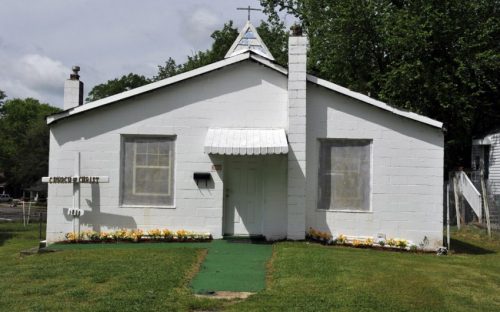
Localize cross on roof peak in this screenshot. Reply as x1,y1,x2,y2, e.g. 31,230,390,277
237,5,261,21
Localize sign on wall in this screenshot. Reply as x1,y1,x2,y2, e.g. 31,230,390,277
42,176,109,184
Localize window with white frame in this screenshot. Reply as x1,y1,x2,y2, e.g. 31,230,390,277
318,139,371,211
121,136,175,206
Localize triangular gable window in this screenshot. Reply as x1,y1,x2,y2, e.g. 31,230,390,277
225,21,275,61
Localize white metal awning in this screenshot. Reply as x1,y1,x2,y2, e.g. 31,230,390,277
204,128,288,155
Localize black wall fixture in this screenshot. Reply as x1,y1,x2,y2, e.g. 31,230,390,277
193,172,211,187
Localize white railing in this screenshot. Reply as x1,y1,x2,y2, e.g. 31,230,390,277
457,171,483,219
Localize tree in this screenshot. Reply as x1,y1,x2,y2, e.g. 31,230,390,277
176,21,240,74
0,98,61,195
0,90,6,106
256,21,288,67
86,73,151,102
261,0,500,171
154,57,180,81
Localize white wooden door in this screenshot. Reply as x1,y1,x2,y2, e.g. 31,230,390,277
224,158,263,235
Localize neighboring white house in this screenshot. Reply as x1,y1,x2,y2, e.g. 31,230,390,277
45,22,444,249
472,130,500,228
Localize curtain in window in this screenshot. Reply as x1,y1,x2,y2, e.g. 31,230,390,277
318,139,371,211
121,137,175,206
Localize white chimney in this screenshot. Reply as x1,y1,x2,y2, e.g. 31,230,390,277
63,66,84,110
287,25,308,240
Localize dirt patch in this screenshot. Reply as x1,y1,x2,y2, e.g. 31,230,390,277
195,291,254,299
186,249,208,281
265,244,277,288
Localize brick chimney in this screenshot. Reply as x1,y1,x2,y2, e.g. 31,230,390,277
63,66,84,110
287,24,308,240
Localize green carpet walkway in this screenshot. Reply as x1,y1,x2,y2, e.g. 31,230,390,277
51,239,273,293
191,240,272,293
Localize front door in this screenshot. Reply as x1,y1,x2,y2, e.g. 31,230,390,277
224,158,263,236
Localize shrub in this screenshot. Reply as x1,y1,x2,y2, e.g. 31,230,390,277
386,238,397,247
63,229,211,244
337,234,347,245
128,229,144,242
148,229,162,240
162,229,173,240
100,232,117,241
115,229,128,240
396,239,408,249
80,230,100,242
307,228,332,242
65,232,78,242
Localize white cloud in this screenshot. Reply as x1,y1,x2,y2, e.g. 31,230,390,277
182,7,220,49
0,54,69,106
0,0,274,107
17,54,69,94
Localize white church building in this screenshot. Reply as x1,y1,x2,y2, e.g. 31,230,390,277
45,22,444,248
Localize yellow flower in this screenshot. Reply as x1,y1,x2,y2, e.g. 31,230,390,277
386,238,397,247
115,229,128,239
162,229,173,239
148,229,162,239
397,239,408,248
337,234,347,244
65,232,78,241
99,232,109,240
176,229,187,239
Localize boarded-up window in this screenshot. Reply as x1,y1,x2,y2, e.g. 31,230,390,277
318,139,371,211
121,136,175,206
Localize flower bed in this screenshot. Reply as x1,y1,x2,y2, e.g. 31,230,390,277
63,229,212,244
307,228,417,252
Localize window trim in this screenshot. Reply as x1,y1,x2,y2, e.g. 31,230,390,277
119,135,176,209
316,138,373,212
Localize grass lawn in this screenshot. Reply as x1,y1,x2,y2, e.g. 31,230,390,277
0,223,220,311
0,223,499,311
52,239,273,294
231,229,500,312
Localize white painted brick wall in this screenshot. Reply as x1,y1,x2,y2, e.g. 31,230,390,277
306,85,444,250
287,35,308,240
48,54,444,248
46,61,288,242
63,79,83,110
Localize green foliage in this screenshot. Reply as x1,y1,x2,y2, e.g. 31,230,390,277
261,0,500,170
0,90,6,106
155,21,239,80
153,57,179,81
256,20,288,66
0,98,61,195
85,73,151,102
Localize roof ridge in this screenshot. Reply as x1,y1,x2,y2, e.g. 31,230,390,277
47,54,441,129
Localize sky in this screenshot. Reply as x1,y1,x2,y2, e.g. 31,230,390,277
0,0,292,108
